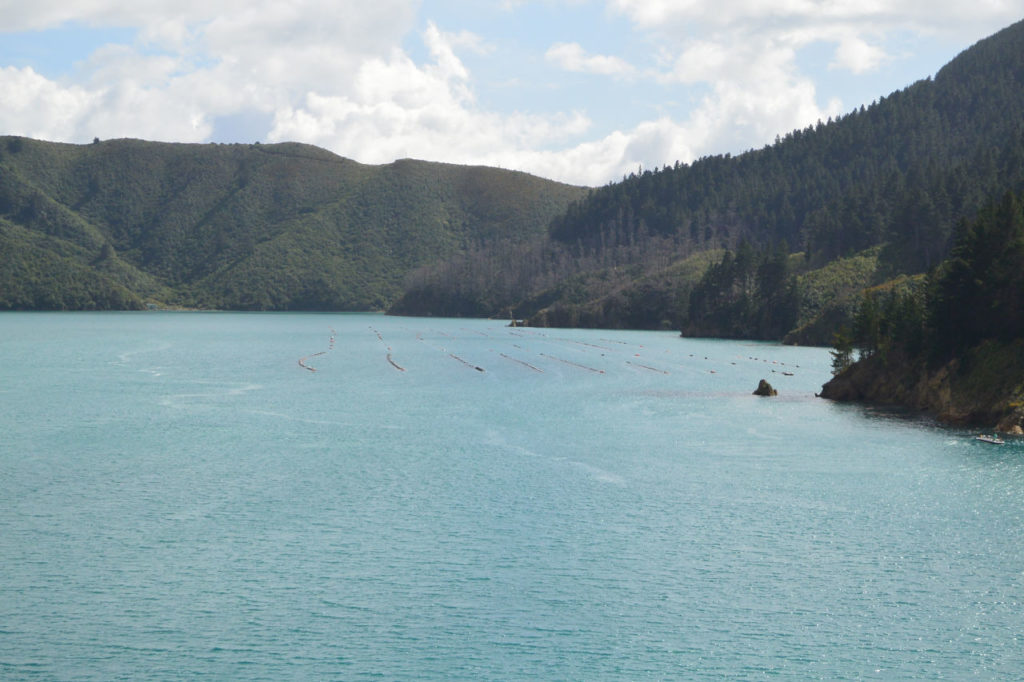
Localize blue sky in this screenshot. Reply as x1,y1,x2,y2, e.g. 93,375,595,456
0,1,1019,185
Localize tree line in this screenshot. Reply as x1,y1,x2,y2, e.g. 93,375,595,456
395,20,1024,337
832,191,1024,374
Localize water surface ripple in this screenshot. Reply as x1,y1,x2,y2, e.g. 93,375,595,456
2,313,1022,679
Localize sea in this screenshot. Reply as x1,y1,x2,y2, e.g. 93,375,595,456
1,312,1022,680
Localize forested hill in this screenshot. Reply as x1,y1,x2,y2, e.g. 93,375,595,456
392,18,1024,338
820,191,1024,432
0,138,586,310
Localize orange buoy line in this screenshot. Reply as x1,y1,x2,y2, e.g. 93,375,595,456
499,353,544,373
370,326,407,372
626,361,669,375
566,339,614,351
415,335,484,372
298,351,327,372
450,353,485,372
297,328,339,373
540,353,604,374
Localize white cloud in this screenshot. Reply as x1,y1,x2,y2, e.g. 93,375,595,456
497,116,725,187
0,1,247,33
422,21,472,83
608,0,1020,34
2,3,611,181
0,0,1020,187
0,1,421,145
436,27,494,57
0,66,95,140
268,25,595,177
0,59,214,143
648,30,843,165
606,0,1021,83
580,0,1019,183
831,36,888,73
545,42,635,76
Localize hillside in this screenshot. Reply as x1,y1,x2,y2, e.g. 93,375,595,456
820,192,1024,431
0,138,586,310
393,18,1024,340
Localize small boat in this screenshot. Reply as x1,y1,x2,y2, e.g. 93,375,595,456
976,434,1005,445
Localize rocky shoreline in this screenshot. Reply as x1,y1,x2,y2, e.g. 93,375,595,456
818,341,1024,434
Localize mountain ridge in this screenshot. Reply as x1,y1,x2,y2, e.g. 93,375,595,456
4,18,1024,327
0,137,587,310
392,18,1024,341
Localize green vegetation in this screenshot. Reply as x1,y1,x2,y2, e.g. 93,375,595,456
829,327,855,377
5,14,1024,371
0,139,585,311
0,218,145,310
523,249,724,330
837,192,1024,370
682,241,798,339
784,248,883,345
395,19,1024,342
821,192,1024,430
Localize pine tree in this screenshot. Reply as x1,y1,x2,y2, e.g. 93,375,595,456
830,326,855,376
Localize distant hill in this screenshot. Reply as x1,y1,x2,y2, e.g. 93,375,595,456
393,18,1024,341
0,138,586,310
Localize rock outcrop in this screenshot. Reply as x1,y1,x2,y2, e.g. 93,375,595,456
818,340,1024,432
753,379,778,396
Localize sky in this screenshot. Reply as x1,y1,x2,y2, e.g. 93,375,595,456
0,1,1020,186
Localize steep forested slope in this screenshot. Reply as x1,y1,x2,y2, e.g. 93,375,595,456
820,191,1024,431
393,18,1024,337
0,138,586,310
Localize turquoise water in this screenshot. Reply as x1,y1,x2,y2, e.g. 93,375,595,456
2,312,1023,679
